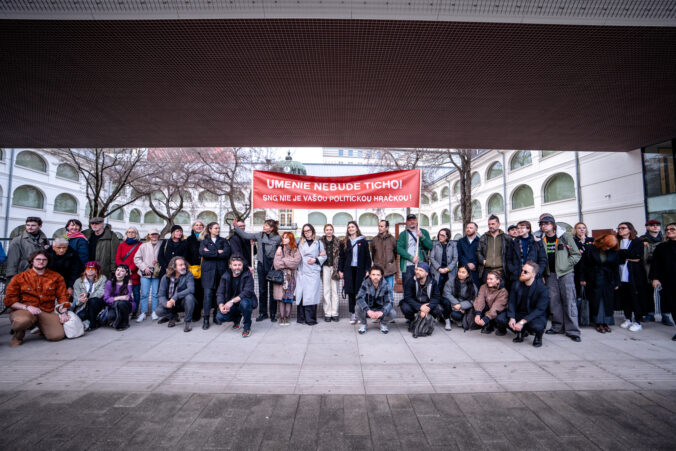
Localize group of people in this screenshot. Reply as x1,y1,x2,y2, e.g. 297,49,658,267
3,211,675,347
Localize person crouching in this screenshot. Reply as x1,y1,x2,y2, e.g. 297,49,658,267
155,256,196,332
356,265,396,334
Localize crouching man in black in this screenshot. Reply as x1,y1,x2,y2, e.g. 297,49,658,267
356,265,396,334
216,256,257,338
400,262,442,332
508,261,548,348
156,256,196,332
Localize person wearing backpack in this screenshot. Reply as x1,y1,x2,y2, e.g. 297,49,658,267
540,215,582,342
400,262,442,331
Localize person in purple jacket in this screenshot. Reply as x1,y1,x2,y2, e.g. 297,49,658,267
103,264,135,331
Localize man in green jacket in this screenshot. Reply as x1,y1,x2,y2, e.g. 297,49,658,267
396,214,433,285
83,218,120,278
6,216,50,280
540,214,582,342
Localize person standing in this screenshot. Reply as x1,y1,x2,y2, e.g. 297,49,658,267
72,261,107,331
158,225,188,275
580,234,620,333
617,222,648,332
133,229,162,322
356,266,396,334
116,227,142,317
321,224,341,322
396,214,433,286
506,221,547,283
295,224,327,326
83,217,120,278
456,222,480,287
641,219,671,324
273,232,302,326
429,227,458,295
155,256,196,332
6,216,50,280
572,222,595,297
339,221,372,324
233,219,281,323
216,256,257,337
4,250,69,346
540,215,582,342
649,223,676,341
65,219,89,269
186,221,205,321
229,218,254,270
199,222,231,329
47,237,82,296
507,225,519,239
370,220,397,292
476,215,509,285
508,261,548,347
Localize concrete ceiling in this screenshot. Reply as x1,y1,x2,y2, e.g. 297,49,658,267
1,1,676,150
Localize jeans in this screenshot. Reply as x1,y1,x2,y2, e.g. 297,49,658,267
132,284,140,313
140,277,160,314
385,275,394,292
155,294,196,321
216,298,254,330
355,304,396,325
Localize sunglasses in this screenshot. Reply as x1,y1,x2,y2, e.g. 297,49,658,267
521,270,530,274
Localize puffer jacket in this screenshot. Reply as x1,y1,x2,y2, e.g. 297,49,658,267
356,278,394,315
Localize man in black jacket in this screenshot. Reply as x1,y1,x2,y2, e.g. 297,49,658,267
47,237,82,295
400,262,442,330
155,257,196,332
508,261,549,348
216,256,258,337
229,219,254,271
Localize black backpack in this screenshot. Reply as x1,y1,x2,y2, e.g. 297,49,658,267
411,313,435,338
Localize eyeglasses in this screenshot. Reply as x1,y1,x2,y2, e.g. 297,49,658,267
33,258,48,262
303,229,312,233
617,226,628,230
666,228,676,232
521,270,530,274
231,257,244,262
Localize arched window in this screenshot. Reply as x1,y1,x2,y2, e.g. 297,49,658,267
453,206,462,222
170,191,193,204
471,172,481,187
85,202,91,218
109,205,124,221
198,191,219,202
16,151,47,172
308,212,327,226
486,162,503,180
419,214,430,226
431,213,439,226
53,228,67,239
359,213,379,227
175,211,191,224
431,192,438,203
421,194,430,205
543,173,575,203
224,212,237,226
510,151,532,170
540,151,559,159
12,185,44,209
54,193,78,214
471,200,482,219
56,163,79,181
332,212,353,226
197,211,218,224
10,225,26,238
453,181,460,195
512,185,534,209
253,211,267,225
150,191,166,203
453,233,462,241
441,186,450,199
115,232,124,240
487,193,504,214
129,208,142,223
144,211,164,224
385,213,404,224
441,209,450,223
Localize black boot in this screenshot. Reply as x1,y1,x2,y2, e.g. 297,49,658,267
184,321,192,332
495,328,507,336
481,324,493,334
202,317,210,330
512,332,524,343
533,332,543,348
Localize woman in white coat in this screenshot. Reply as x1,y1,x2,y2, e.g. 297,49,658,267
295,224,327,325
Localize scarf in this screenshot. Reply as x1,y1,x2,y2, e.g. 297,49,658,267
67,231,88,241
125,237,139,245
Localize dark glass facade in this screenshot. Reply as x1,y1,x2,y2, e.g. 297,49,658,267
643,140,676,225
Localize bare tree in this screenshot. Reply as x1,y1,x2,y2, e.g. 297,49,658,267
49,148,148,219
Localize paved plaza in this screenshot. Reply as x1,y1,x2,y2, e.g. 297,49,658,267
1,314,675,449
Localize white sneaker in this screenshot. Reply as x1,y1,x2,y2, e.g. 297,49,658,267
30,326,40,335
83,320,91,331
350,314,357,324
358,324,366,334
445,319,452,331
620,319,632,329
136,312,146,323
151,312,159,321
629,322,643,332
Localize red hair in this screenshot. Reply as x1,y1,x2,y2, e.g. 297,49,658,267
282,232,297,250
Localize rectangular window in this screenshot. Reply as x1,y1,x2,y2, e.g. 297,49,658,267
643,140,676,225
279,209,294,227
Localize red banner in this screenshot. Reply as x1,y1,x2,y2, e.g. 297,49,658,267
252,169,420,209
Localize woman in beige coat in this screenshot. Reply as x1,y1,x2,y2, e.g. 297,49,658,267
273,232,302,325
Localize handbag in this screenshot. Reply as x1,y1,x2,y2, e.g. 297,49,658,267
576,286,590,327
97,306,110,326
190,258,202,279
152,240,168,278
63,311,85,338
266,247,285,284
412,313,435,338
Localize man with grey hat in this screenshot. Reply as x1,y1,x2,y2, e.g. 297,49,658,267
539,214,582,342
83,217,120,278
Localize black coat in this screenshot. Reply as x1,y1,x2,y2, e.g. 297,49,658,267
573,236,594,287
618,237,648,295
185,233,202,266
338,237,372,295
216,269,258,309
229,233,253,269
47,247,82,289
508,278,548,323
158,239,188,275
402,276,441,311
199,236,231,290
581,247,619,319
649,240,676,308
506,235,547,282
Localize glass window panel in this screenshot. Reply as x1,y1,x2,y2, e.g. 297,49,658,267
420,214,430,226
471,172,481,187
54,194,78,213
453,181,460,195
198,191,219,202
385,213,404,224
13,185,44,209
487,162,503,180
56,163,79,181
254,211,267,225
453,206,462,221
144,211,164,224
431,192,438,202
109,205,124,220
333,212,353,226
175,211,191,224
421,194,430,205
441,187,449,199
16,151,47,172
512,186,534,209
510,151,532,170
197,211,218,224
441,209,450,223
359,213,379,227
431,213,438,226
544,173,575,203
129,209,141,223
471,200,482,219
487,194,504,214
541,151,559,158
